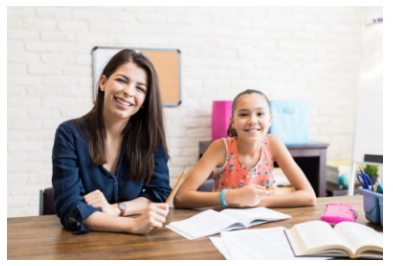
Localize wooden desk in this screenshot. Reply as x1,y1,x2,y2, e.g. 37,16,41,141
7,195,381,260
199,141,329,197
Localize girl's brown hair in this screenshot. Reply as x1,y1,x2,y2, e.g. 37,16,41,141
226,89,270,137
78,49,168,184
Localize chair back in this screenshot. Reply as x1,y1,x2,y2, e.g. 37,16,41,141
197,179,213,192
39,187,55,215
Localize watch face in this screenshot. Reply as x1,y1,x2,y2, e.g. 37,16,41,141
119,203,127,210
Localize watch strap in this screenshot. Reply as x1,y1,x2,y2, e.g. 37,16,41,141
118,203,126,217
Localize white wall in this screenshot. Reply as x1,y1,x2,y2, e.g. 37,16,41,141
7,6,380,217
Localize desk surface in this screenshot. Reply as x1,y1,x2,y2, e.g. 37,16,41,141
7,195,381,260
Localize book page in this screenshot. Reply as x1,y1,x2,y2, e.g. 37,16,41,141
166,209,242,240
334,222,383,255
293,221,350,255
220,207,291,227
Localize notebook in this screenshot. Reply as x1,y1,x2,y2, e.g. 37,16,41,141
166,207,291,240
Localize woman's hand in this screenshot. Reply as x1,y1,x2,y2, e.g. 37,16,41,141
84,189,120,217
226,185,271,208
128,203,169,235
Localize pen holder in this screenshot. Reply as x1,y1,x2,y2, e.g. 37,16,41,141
361,188,383,226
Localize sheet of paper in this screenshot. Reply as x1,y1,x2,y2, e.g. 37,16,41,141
210,236,256,260
209,237,232,260
220,227,331,260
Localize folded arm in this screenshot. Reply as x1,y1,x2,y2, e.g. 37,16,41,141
257,134,316,207
82,203,169,235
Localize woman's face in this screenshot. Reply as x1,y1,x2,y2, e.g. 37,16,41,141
100,61,148,123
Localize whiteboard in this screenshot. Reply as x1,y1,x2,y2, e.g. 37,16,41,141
352,13,383,163
92,46,182,107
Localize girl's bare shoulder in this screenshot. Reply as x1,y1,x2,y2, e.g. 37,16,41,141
208,138,227,154
266,134,282,146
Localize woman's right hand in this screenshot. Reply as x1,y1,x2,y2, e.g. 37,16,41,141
226,185,271,208
128,203,169,235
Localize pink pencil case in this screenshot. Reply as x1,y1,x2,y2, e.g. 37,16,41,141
321,203,357,224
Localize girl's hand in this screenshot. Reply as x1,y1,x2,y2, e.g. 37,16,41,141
226,185,271,208
128,203,169,235
84,189,120,216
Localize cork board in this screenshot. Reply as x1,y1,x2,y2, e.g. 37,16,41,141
92,47,181,106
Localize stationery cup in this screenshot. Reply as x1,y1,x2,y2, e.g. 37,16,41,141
361,188,383,226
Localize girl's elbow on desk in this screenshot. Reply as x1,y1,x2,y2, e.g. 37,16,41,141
291,188,316,206
173,191,185,208
301,189,317,206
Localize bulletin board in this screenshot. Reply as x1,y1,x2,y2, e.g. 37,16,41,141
92,46,181,106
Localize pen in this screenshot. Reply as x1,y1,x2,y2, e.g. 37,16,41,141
373,180,379,192
165,167,188,204
376,178,383,194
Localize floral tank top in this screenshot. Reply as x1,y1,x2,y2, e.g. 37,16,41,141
212,136,276,194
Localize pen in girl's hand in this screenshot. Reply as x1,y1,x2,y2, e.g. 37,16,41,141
165,167,188,204
261,187,275,191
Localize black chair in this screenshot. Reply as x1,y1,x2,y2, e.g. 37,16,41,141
39,187,55,215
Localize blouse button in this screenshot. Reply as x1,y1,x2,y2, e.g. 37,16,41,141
114,183,117,186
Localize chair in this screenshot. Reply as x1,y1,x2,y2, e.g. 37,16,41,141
39,187,55,215
197,179,213,192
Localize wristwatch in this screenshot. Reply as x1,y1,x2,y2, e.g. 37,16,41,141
118,202,127,217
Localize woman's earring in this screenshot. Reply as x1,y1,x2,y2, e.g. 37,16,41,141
100,87,104,92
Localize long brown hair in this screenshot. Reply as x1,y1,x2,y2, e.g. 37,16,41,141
79,49,168,184
226,89,271,137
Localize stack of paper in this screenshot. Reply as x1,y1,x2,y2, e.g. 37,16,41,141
326,161,351,184
274,167,291,186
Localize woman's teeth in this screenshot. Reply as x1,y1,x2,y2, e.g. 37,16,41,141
116,98,131,106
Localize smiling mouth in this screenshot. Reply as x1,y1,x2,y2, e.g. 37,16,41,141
115,97,133,107
244,129,260,132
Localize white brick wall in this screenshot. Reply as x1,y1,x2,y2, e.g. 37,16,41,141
7,6,381,217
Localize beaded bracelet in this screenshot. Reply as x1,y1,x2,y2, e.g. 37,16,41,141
220,189,229,207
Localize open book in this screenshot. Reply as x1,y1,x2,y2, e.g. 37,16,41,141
166,207,291,240
285,221,383,259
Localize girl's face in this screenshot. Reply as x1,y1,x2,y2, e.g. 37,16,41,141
100,61,148,123
230,93,273,142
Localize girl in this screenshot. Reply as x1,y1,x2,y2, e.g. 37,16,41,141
52,49,171,235
174,89,316,209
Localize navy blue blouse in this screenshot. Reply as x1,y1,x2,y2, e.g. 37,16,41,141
51,119,172,234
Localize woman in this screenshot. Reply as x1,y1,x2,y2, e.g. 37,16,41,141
52,49,171,235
